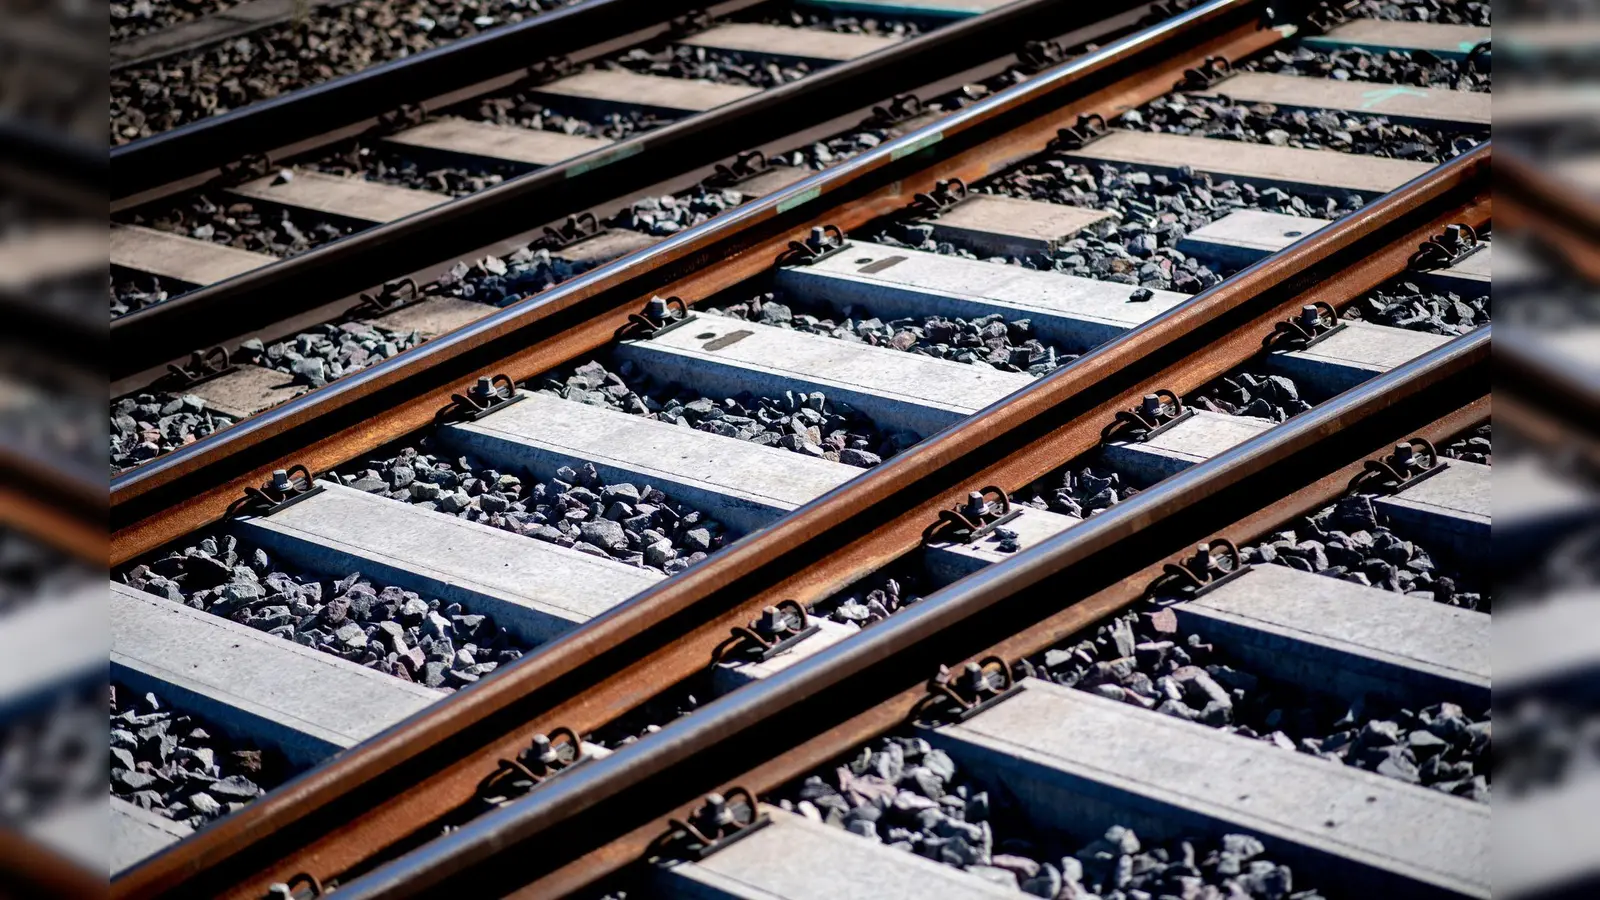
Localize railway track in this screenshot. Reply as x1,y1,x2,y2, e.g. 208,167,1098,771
106,0,1160,381
105,0,1507,896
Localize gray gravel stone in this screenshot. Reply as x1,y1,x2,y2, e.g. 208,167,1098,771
537,358,909,470
433,246,591,308
110,684,289,829
771,732,1328,897
1025,593,1492,802
1122,93,1484,162
346,437,726,574
110,270,185,318
1188,368,1312,423
112,0,236,43
1245,43,1490,92
709,292,1071,377
1014,464,1141,520
120,530,531,685
111,392,237,474
112,0,583,143
1498,698,1599,798
1239,496,1488,610
1351,0,1488,25
1341,279,1489,336
311,139,526,197
904,159,1364,294
118,192,357,259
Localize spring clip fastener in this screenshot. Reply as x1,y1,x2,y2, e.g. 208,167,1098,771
1146,538,1253,600
437,374,521,424
1100,390,1193,444
265,871,324,900
912,657,1023,725
211,152,271,189
922,486,1020,545
1265,302,1346,351
371,102,427,137
533,212,604,252
778,225,850,266
474,727,590,808
1013,40,1067,75
712,600,820,664
347,278,422,318
863,94,926,130
654,788,771,861
621,295,691,340
160,345,237,390
1301,1,1349,35
225,465,323,519
703,150,773,189
1178,56,1231,91
1409,223,1483,272
1047,114,1109,152
1349,437,1449,495
911,178,969,218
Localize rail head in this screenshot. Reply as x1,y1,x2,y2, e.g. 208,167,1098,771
109,0,1277,519
328,325,1491,899
108,3,1488,894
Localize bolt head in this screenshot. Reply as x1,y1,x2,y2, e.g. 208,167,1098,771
757,605,785,634
270,469,291,491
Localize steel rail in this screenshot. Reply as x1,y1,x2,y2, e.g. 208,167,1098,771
110,0,1280,554
113,5,1284,893
1498,326,1600,433
335,327,1491,900
1496,148,1600,281
0,445,103,564
109,0,706,198
114,131,1489,898
115,6,1277,891
111,0,366,70
0,830,103,899
522,396,1495,900
109,0,1129,373
0,118,104,215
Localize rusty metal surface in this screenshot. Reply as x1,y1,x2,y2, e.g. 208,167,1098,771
115,142,1490,900
114,8,1304,896
109,0,1131,375
513,396,1492,900
0,830,104,899
109,0,1272,564
1497,149,1600,281
109,3,1491,895
336,329,1490,900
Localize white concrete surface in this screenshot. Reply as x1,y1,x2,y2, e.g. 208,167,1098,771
929,679,1488,899
1064,131,1434,198
230,170,445,224
111,224,276,286
111,582,439,769
237,482,663,645
1175,563,1490,708
775,240,1188,352
441,391,859,536
616,313,1035,438
1101,410,1275,486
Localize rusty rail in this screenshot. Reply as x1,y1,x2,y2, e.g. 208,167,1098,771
110,0,1282,563
115,136,1491,900
333,328,1490,899
110,1,1489,895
